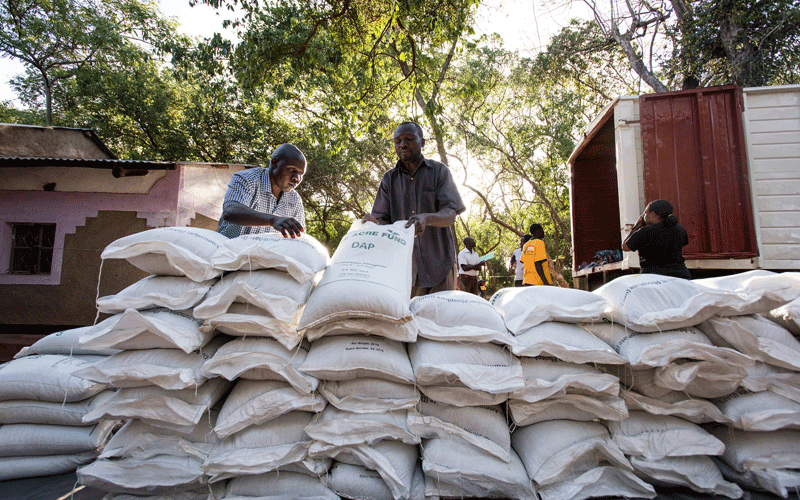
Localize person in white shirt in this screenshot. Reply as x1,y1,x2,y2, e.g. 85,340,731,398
509,234,531,287
458,236,484,295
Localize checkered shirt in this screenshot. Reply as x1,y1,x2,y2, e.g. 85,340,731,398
217,167,305,238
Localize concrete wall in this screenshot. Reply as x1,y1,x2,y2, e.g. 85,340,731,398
1,210,219,332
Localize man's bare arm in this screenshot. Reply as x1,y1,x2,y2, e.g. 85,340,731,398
406,207,457,235
222,201,304,238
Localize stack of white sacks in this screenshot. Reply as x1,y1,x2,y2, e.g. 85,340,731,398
0,328,118,481
589,271,800,499
54,222,800,500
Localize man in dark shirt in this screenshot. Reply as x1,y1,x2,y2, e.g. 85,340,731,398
363,122,466,297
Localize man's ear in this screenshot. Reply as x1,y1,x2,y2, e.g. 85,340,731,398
420,137,425,148
269,158,279,176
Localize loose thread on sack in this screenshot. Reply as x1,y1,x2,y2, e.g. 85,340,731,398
93,258,105,326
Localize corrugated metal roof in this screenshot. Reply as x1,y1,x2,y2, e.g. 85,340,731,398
0,156,176,169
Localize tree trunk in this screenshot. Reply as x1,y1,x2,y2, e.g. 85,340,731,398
611,26,669,93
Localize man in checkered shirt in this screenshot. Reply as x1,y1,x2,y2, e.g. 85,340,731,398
218,143,307,238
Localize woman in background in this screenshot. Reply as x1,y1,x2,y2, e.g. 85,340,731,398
622,199,691,279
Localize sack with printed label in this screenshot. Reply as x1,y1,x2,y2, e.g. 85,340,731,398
212,232,330,283
102,227,228,282
490,286,607,335
410,290,514,345
512,322,625,365
694,270,800,316
594,274,745,332
299,335,415,384
298,221,415,336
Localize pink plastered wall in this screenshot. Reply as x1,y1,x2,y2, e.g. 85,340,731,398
0,168,184,286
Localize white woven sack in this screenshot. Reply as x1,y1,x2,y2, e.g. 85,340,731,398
200,303,302,350
0,420,118,457
766,296,800,335
319,378,418,414
201,337,318,393
715,389,800,431
510,357,620,403
101,226,227,282
699,314,800,371
742,361,800,404
620,389,732,425
79,308,212,353
629,455,743,498
490,286,607,335
584,323,751,397
203,411,321,482
101,413,217,460
82,377,230,433
102,487,223,500
417,382,510,407
299,335,414,384
97,275,215,314
212,232,330,283
594,274,746,332
408,338,524,394
535,466,656,500
225,470,340,500
695,270,800,316
77,455,207,495
298,221,415,332
14,326,119,358
325,461,423,500
193,269,312,325
0,452,97,481
407,397,511,462
305,407,417,447
305,317,417,343
0,391,114,426
0,354,107,403
511,322,625,364
74,337,225,390
309,439,418,500
711,427,800,497
410,290,514,345
611,365,683,400
653,358,749,399
509,393,628,426
420,438,536,500
511,420,632,486
215,379,326,438
607,410,725,459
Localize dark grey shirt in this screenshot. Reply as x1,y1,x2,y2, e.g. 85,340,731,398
370,157,466,288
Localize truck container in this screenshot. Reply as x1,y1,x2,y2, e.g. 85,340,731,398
569,84,800,290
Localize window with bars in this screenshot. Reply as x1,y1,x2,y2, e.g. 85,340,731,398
9,223,56,274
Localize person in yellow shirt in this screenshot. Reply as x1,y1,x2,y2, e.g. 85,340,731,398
520,223,568,287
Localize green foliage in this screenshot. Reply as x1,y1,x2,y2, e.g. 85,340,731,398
0,0,175,124
674,0,800,86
